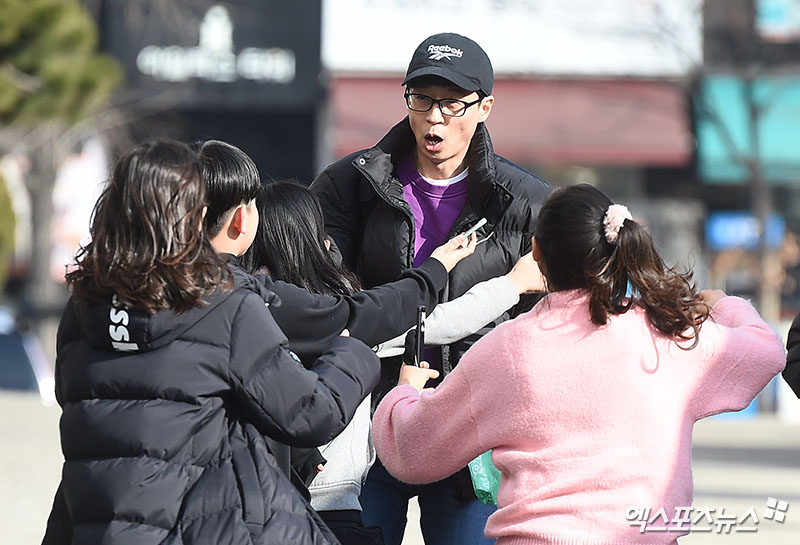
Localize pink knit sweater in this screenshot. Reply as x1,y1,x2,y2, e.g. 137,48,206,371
372,291,786,545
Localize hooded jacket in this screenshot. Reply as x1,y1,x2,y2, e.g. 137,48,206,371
42,261,380,545
311,118,551,398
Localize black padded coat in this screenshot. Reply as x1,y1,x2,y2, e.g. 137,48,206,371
41,263,380,545
311,118,552,395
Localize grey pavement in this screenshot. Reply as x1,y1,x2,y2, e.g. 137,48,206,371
0,391,62,545
2,391,799,545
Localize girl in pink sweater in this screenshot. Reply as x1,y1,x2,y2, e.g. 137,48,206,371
371,184,786,545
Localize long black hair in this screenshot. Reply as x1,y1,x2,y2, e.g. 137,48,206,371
534,183,709,346
243,180,362,296
67,139,231,314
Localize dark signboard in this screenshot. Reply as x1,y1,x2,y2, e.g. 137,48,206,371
98,0,322,108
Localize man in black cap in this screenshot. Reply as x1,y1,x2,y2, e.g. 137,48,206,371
311,32,551,545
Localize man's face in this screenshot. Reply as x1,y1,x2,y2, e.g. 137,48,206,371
406,82,494,178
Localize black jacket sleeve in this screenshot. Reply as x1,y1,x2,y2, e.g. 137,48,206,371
266,258,448,362
290,446,327,488
784,312,800,397
229,291,380,448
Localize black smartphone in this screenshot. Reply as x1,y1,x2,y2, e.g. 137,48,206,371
414,305,426,367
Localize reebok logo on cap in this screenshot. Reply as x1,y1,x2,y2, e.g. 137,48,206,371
403,33,494,96
427,44,463,61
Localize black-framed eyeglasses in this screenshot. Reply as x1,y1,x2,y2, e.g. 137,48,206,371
404,92,483,117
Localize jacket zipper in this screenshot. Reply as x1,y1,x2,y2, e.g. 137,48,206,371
354,156,417,268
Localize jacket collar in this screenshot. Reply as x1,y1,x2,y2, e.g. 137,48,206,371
354,117,513,227
223,253,282,308
71,287,236,354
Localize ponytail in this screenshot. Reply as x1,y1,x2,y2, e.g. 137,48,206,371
595,219,709,348
536,184,709,348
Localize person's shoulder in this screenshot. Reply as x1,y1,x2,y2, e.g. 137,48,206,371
227,262,282,308
315,149,370,179
494,154,552,199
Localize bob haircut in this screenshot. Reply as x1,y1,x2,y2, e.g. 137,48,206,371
66,139,231,314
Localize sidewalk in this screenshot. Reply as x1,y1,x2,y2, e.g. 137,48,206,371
682,416,800,544
401,416,800,544
0,392,62,544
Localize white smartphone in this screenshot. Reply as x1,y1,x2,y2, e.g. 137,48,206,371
463,217,487,237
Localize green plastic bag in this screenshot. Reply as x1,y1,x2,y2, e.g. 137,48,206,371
467,450,501,505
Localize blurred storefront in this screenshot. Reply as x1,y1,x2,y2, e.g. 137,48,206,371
89,0,324,182
698,0,800,318
330,77,692,169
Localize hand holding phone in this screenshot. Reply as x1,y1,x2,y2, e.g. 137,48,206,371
398,361,439,391
414,305,426,367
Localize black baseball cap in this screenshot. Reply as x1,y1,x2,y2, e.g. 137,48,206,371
402,33,494,96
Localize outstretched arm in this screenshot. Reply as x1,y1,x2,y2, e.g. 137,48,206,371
372,378,486,485
266,257,448,362
375,252,544,357
230,292,381,447
376,277,517,358
267,235,477,362
372,329,514,484
694,293,786,419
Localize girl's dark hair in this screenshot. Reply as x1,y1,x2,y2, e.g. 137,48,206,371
534,183,709,347
242,180,362,296
66,139,231,314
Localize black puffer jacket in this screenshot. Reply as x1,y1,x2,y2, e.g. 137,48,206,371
784,312,800,397
42,263,380,545
312,118,551,396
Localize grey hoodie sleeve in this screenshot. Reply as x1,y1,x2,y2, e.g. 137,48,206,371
374,276,520,358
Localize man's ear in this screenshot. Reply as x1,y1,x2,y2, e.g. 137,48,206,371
478,95,494,123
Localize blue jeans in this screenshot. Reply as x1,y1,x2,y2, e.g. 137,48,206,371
360,461,497,545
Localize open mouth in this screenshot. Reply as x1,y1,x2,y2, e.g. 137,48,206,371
425,134,443,151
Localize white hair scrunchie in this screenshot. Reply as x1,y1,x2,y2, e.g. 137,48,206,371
603,204,632,244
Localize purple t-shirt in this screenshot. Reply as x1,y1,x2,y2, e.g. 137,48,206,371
398,154,469,267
